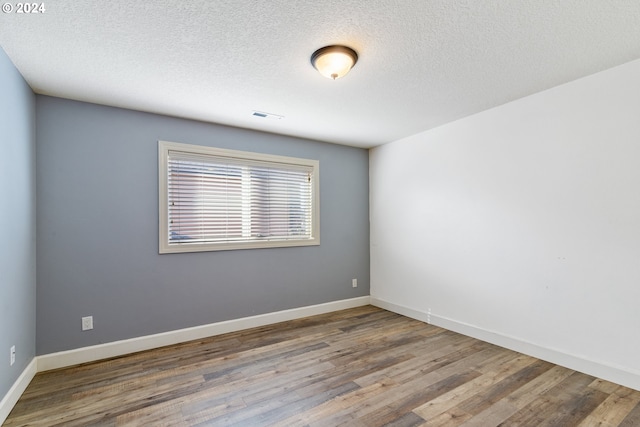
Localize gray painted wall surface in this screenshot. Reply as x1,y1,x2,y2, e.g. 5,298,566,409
36,96,370,355
0,48,36,397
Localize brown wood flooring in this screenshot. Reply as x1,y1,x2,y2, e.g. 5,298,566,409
5,306,640,426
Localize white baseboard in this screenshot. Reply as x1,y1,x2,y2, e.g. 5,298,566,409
370,297,429,323
38,296,370,372
370,296,640,392
0,358,37,425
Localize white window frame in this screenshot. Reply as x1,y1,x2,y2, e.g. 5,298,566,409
159,140,320,253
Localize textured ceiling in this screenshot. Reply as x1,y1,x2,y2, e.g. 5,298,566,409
1,1,639,148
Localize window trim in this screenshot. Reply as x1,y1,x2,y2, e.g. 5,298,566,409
158,140,320,254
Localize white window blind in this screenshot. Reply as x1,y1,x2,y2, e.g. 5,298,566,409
159,141,319,253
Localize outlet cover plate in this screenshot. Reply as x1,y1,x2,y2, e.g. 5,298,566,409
82,316,94,331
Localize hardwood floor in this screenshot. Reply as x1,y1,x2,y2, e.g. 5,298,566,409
5,306,640,426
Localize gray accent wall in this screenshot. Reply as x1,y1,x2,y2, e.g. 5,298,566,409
0,48,36,397
36,96,370,355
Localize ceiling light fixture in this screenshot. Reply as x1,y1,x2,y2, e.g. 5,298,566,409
310,45,358,80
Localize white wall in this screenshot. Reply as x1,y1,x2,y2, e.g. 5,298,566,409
370,58,640,390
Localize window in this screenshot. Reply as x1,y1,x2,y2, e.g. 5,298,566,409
159,141,319,253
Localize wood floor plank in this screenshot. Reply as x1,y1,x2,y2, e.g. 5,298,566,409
5,306,640,427
577,388,640,427
275,377,401,426
358,370,482,426
420,406,473,427
536,387,609,427
619,401,640,426
454,364,575,426
497,371,600,426
412,353,541,421
455,359,556,416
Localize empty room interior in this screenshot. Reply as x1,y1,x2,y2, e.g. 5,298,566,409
2,1,640,425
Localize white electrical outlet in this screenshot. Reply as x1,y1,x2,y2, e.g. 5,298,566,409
10,345,15,366
82,316,94,331
352,278,358,288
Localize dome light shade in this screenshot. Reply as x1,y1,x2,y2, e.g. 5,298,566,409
310,45,358,80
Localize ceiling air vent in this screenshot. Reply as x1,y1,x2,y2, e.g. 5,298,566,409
252,111,284,120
